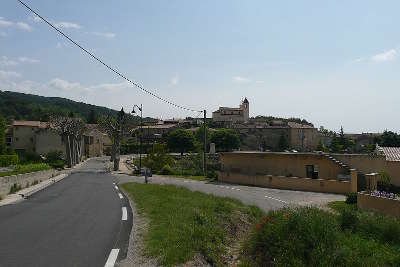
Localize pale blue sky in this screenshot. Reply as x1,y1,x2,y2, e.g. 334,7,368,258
0,0,399,132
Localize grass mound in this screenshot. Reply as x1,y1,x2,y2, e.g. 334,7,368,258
241,205,400,266
121,182,263,266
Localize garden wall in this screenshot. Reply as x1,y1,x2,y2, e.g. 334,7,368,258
0,169,59,196
357,192,400,219
218,171,357,194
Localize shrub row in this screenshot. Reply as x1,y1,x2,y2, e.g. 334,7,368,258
241,207,400,266
0,154,19,167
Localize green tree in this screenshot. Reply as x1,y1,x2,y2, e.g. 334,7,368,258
316,140,324,151
87,109,97,124
210,129,240,152
167,129,196,155
377,130,400,147
195,124,211,151
278,133,289,151
0,114,6,154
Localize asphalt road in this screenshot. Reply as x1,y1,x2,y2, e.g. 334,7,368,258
0,158,131,267
116,174,345,211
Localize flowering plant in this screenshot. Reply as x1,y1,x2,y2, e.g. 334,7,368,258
370,190,398,200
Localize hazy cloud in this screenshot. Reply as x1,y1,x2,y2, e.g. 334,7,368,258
16,22,33,31
0,56,18,67
92,31,116,38
371,49,397,62
232,76,250,82
0,70,21,79
169,75,180,86
18,57,40,64
0,18,13,28
54,21,81,29
0,17,33,31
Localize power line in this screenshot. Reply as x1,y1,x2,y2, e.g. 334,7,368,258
16,0,203,113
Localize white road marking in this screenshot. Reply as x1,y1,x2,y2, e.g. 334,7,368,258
122,207,127,221
236,188,240,191
114,186,118,190
118,193,123,199
264,195,288,204
104,249,119,267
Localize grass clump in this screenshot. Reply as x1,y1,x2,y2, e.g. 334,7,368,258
121,182,263,266
241,205,400,266
0,163,51,177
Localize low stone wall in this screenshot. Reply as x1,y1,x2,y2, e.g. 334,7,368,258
357,192,400,218
0,169,59,197
218,171,356,194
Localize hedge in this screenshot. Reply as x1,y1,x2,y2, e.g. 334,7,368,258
0,155,19,167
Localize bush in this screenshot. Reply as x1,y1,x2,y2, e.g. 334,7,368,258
160,164,173,175
345,192,358,204
0,154,19,167
357,212,400,244
49,160,65,169
18,151,42,164
206,169,218,179
339,209,359,231
45,150,63,163
9,183,22,194
242,207,342,266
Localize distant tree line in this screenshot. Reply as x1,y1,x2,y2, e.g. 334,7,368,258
375,130,400,147
250,116,314,127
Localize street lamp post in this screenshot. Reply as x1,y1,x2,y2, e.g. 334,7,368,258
132,104,143,174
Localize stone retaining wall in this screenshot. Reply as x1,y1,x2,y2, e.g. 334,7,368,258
357,192,400,218
218,170,357,194
0,169,59,197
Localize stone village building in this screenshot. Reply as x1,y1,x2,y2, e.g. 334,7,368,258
6,120,111,158
212,98,249,124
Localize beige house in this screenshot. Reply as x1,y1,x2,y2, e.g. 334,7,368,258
8,121,110,158
219,150,400,193
219,152,357,194
83,124,112,157
9,121,65,155
131,122,179,143
212,98,249,123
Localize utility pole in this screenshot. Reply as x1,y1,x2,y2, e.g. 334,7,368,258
139,104,143,173
203,109,207,175
132,104,143,174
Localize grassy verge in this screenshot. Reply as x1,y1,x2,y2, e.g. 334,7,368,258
157,174,208,181
0,163,51,177
121,182,264,266
328,200,357,213
241,204,400,266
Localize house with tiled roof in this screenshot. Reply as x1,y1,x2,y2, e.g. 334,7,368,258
376,144,400,161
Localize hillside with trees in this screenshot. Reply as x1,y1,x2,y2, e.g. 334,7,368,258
0,90,154,124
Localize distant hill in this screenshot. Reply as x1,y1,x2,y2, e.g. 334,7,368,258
0,90,151,124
